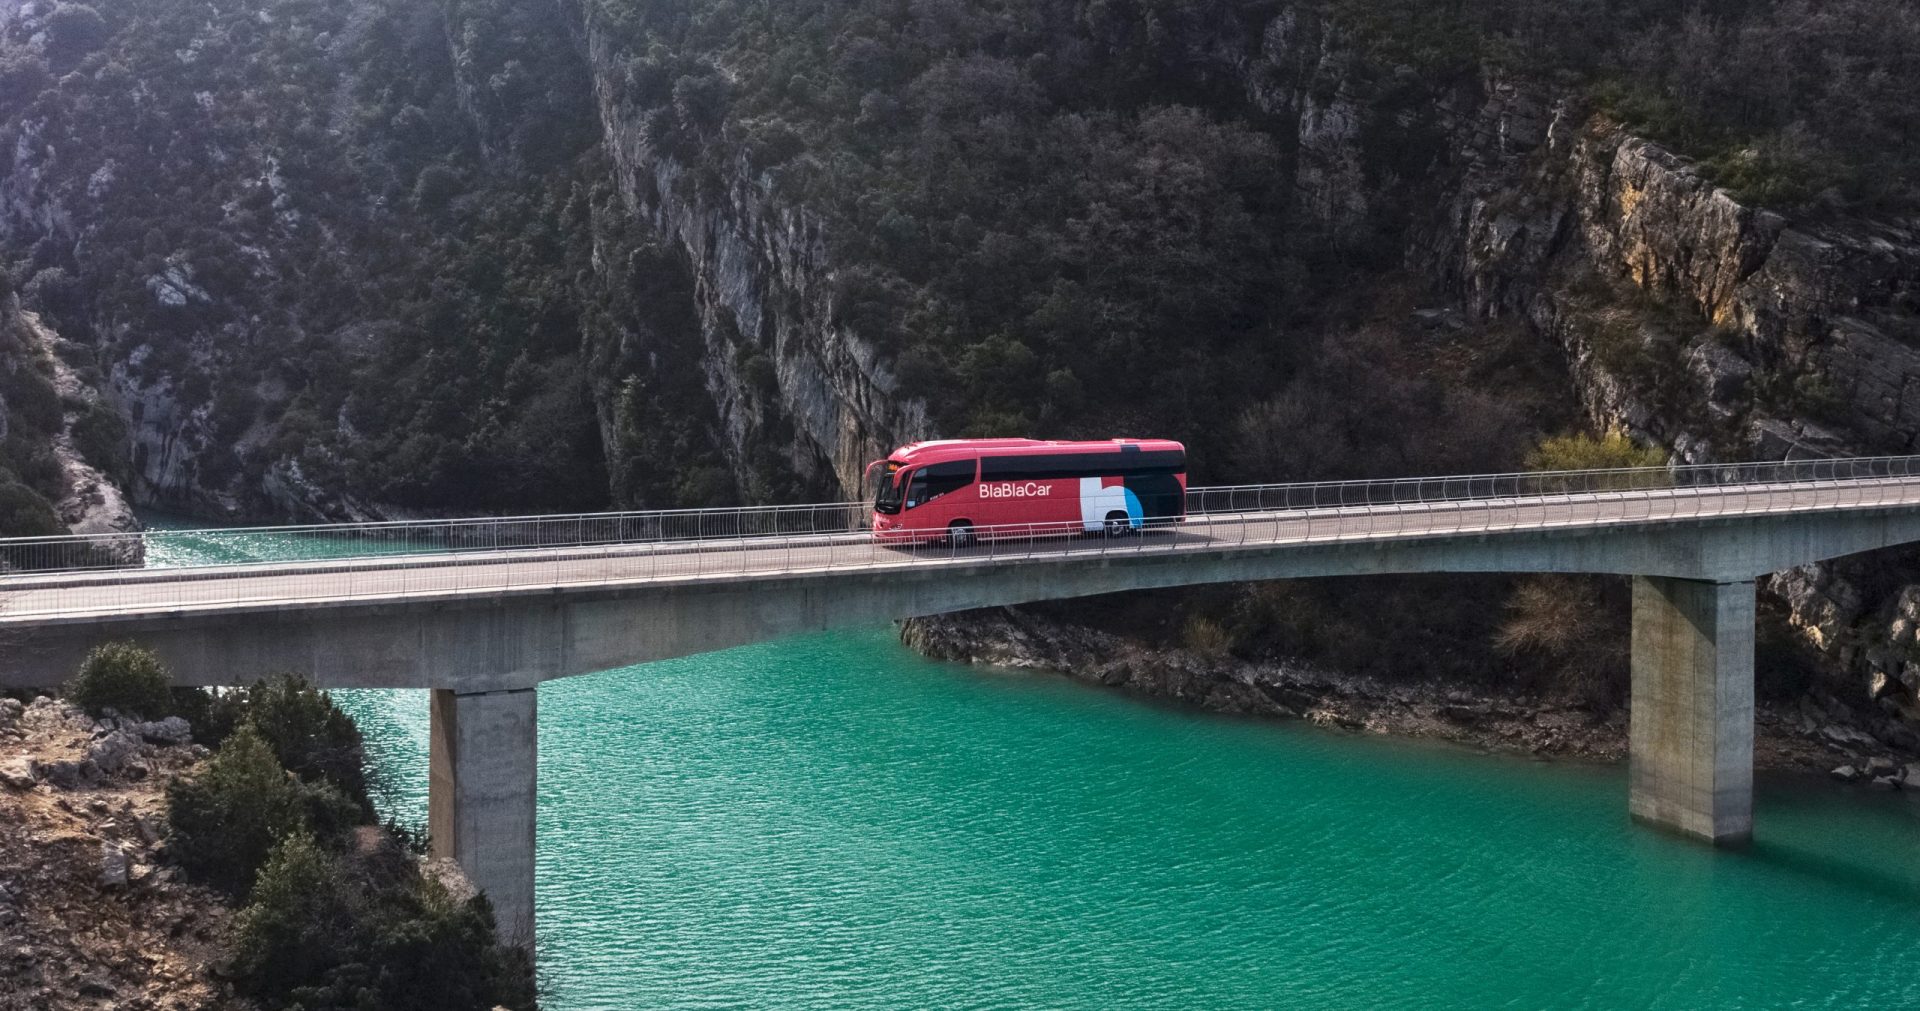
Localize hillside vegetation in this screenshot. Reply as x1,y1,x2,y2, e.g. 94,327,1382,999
2,0,1917,722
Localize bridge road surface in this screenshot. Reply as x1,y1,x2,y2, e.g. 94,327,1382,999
5,476,1920,623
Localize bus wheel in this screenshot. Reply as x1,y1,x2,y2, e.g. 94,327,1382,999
948,520,975,548
1104,512,1131,537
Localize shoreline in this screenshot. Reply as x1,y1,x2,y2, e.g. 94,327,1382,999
903,608,1920,787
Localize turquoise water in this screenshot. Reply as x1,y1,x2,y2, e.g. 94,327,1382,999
332,630,1920,1011
136,514,1920,1007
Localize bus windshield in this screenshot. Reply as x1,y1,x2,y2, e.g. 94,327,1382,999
874,467,906,514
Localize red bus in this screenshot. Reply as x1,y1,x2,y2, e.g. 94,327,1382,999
867,438,1187,544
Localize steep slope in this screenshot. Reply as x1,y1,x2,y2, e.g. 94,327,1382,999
2,0,1918,737
0,287,137,544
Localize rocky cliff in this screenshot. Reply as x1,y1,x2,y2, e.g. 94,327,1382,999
0,290,139,547
582,13,932,496
4,0,1919,731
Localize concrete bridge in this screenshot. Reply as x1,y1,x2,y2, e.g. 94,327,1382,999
5,456,1920,950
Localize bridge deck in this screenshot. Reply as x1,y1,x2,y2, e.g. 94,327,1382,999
5,477,1919,623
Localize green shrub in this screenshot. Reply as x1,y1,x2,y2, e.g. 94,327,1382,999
69,403,132,486
0,474,64,539
231,674,373,814
165,686,246,750
232,831,362,1000
65,641,174,719
166,725,307,897
233,833,538,1011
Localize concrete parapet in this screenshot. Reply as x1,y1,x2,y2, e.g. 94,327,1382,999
1628,576,1755,844
430,686,538,950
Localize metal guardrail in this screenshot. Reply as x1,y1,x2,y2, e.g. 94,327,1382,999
1182,455,1920,514
0,501,874,575
1,455,1918,619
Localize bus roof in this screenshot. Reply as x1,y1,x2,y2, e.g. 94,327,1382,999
885,438,1185,466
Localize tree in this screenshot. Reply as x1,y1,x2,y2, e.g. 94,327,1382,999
166,725,308,896
235,674,373,814
65,641,173,719
0,475,64,539
44,4,110,72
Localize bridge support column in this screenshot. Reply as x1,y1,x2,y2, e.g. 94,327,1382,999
1629,576,1754,845
430,686,537,950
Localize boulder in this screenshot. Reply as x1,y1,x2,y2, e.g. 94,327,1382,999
1830,764,1860,782
1866,670,1892,699
1870,775,1903,790
1879,722,1920,751
1865,756,1898,777
1820,724,1876,749
37,759,84,790
0,698,23,724
0,757,35,790
1906,763,1920,787
129,717,191,746
98,841,129,889
85,731,143,776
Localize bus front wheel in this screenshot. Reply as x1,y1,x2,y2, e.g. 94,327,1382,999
1104,512,1132,537
948,520,975,548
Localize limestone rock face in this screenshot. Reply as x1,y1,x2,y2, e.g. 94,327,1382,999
582,20,933,498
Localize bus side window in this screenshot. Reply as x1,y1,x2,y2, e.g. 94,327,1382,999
906,460,975,509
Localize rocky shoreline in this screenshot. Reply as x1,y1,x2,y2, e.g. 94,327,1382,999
903,608,1920,787
0,696,243,1011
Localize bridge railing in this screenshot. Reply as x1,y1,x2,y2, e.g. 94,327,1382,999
2,454,1920,617
1184,455,1920,515
0,501,870,575
1,454,1917,580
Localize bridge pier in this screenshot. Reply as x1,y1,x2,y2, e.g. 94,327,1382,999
1628,576,1755,845
429,686,538,950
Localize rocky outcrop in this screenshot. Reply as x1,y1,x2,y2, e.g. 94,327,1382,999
0,696,242,1010
15,307,140,548
1423,83,1920,720
582,21,932,498
1435,101,1920,460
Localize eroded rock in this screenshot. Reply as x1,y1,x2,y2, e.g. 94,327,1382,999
98,841,129,889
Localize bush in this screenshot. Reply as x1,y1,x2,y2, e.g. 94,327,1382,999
166,686,246,750
1524,430,1668,489
1494,574,1629,707
1181,615,1238,662
231,674,372,813
166,725,308,896
70,403,132,486
44,4,110,71
0,474,64,539
232,831,361,997
233,832,538,1010
65,641,173,719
